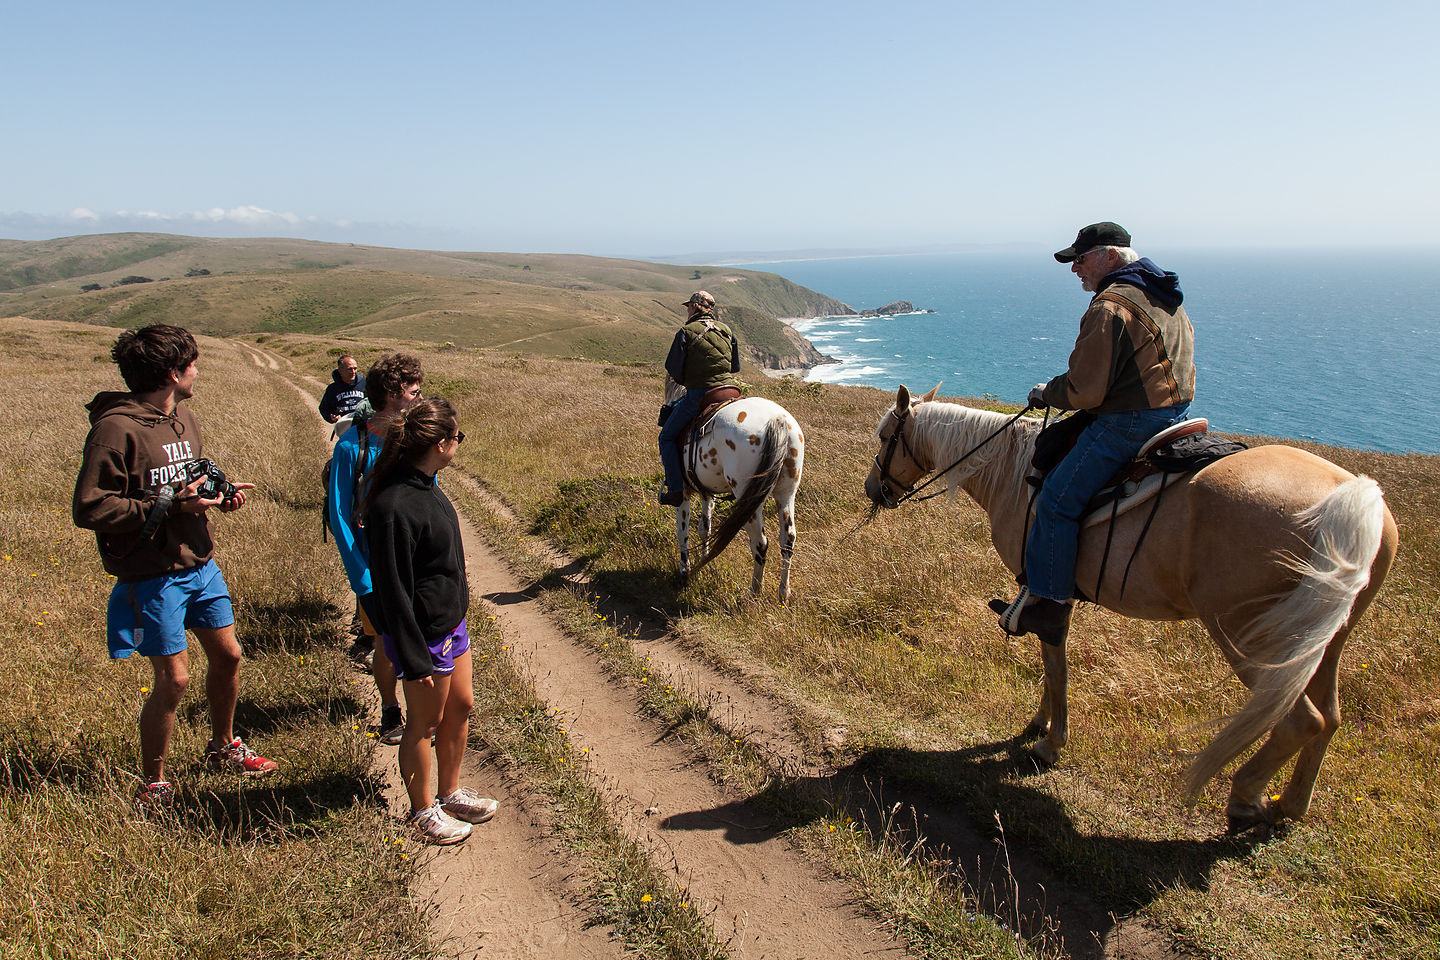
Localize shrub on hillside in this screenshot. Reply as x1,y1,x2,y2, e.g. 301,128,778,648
113,275,152,286
80,283,102,292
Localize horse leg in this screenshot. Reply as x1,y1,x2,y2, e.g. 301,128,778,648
776,494,796,603
1024,677,1052,739
698,495,714,563
1225,693,1325,832
1276,648,1344,822
1033,638,1068,765
1277,553,1391,823
1227,600,1370,830
744,506,768,596
675,499,691,584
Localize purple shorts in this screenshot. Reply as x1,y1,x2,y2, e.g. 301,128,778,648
382,620,470,681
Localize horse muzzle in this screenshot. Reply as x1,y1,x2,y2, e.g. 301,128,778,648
864,474,900,509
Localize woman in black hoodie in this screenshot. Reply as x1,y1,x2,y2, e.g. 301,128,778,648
361,398,498,844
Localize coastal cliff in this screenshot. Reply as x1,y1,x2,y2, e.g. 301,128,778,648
722,304,835,370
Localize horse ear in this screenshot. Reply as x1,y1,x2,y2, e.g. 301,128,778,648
920,384,941,403
896,384,911,413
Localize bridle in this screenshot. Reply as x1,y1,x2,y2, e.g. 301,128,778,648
872,403,1038,509
871,408,924,508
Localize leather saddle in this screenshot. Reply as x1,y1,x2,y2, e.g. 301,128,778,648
1085,418,1211,516
1030,417,1247,525
679,386,742,495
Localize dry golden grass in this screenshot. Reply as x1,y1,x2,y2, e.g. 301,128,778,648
253,332,1438,959
0,319,428,959
12,310,1431,959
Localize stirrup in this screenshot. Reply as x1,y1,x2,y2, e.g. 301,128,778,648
994,586,1030,636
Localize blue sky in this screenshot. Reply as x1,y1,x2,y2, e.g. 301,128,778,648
3,1,1437,257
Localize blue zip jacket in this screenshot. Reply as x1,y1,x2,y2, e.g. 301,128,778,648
327,420,383,595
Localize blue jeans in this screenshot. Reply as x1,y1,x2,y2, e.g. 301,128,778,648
1025,403,1190,602
658,388,705,493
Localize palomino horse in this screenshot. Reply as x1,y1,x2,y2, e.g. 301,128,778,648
664,380,805,601
864,385,1397,831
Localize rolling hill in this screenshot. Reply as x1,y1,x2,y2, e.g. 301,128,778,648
0,233,852,369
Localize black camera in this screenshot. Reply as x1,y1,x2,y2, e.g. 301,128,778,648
181,458,239,503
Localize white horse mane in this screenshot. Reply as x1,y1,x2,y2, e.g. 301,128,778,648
907,401,1041,495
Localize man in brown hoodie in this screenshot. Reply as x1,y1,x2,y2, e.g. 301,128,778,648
994,223,1195,641
74,324,276,811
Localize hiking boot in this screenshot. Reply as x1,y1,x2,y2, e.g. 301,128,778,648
990,589,1073,643
410,801,472,845
439,787,499,824
133,780,174,814
206,737,279,777
377,704,405,746
346,637,375,671
658,485,685,506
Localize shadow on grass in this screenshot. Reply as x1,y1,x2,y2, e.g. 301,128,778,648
237,595,345,655
179,690,367,737
1,738,391,844
662,737,1265,960
178,770,391,842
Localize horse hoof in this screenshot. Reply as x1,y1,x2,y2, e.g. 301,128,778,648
1031,741,1059,767
1225,799,1283,836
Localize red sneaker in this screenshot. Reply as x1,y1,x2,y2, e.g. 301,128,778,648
133,780,175,814
206,737,278,777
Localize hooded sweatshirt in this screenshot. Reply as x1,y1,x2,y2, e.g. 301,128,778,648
72,392,214,581
319,370,366,422
1040,258,1195,414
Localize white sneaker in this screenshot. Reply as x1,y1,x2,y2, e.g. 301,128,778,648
440,787,500,824
410,801,473,845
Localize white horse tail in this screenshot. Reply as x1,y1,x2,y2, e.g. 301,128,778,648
690,420,786,578
1183,475,1387,799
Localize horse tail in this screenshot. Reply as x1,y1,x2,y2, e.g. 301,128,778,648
690,420,786,577
1182,475,1387,799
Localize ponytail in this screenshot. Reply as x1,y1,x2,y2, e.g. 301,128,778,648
358,398,457,522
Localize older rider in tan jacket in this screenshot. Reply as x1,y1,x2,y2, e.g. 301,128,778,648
996,222,1195,640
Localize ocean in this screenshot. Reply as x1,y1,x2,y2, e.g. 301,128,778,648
736,250,1440,455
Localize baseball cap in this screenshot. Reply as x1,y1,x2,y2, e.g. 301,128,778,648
1054,222,1132,263
683,290,716,309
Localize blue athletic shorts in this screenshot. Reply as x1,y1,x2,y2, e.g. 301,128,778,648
382,620,470,681
106,560,234,659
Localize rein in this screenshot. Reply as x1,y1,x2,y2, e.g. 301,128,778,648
875,403,1036,509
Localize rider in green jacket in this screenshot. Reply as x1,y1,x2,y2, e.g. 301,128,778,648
658,291,741,505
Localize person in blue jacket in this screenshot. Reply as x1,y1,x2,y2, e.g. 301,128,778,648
328,352,423,743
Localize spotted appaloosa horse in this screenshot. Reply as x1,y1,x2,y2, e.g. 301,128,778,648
864,385,1398,831
665,383,805,602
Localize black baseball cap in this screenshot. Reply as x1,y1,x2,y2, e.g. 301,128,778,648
1054,222,1131,263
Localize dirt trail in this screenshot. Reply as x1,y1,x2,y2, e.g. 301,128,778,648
246,338,1169,960
451,478,906,958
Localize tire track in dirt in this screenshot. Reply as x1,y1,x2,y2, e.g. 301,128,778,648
449,484,908,958
248,341,621,960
